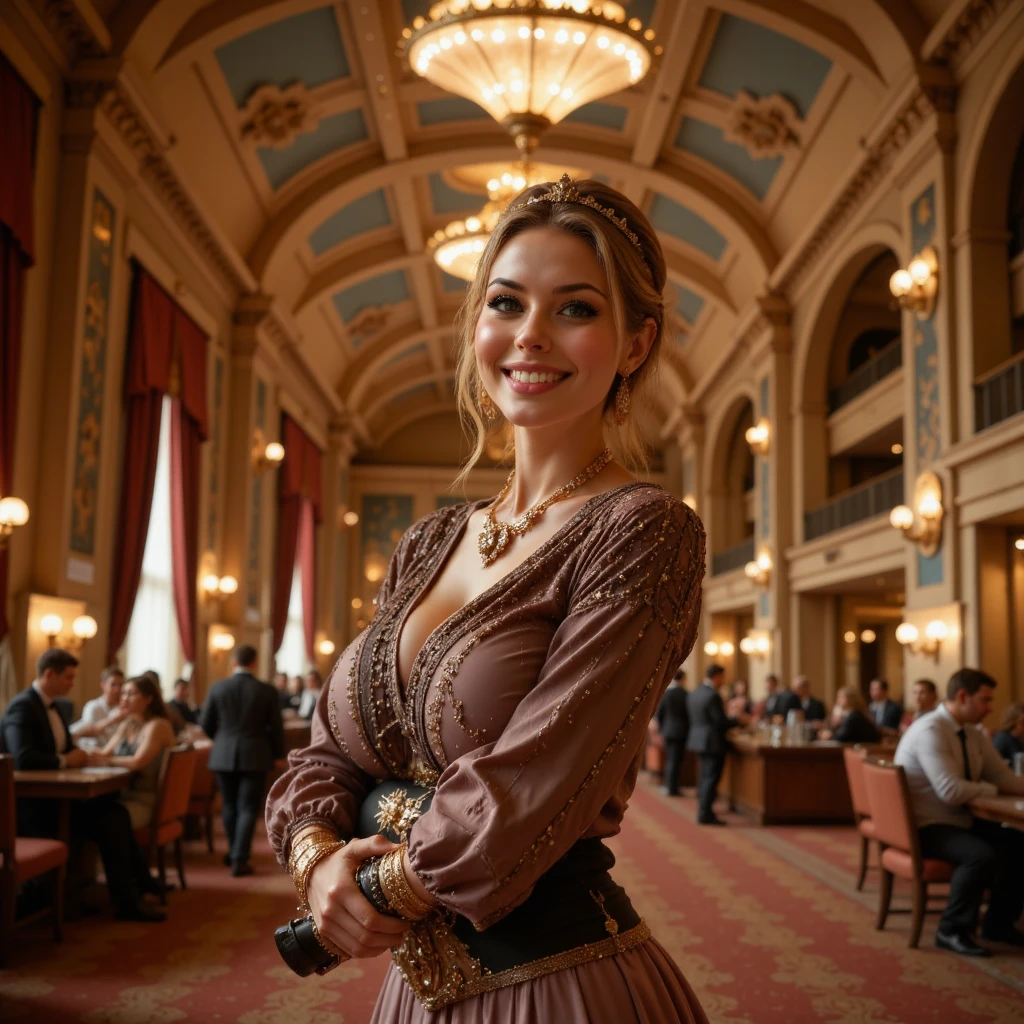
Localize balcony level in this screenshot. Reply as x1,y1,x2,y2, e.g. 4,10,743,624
804,467,904,543
975,348,1024,432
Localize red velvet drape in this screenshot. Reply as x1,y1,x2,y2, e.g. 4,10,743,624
0,56,38,647
271,416,323,656
108,267,207,662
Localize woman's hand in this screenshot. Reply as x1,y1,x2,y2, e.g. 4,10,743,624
306,834,411,959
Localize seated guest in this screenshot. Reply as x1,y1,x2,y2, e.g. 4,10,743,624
752,674,777,720
70,665,126,749
869,678,903,733
296,670,322,720
896,668,1024,956
272,671,293,711
727,679,752,718
97,675,177,829
819,687,881,744
793,675,826,721
656,668,689,796
0,649,164,921
991,702,1024,767
901,678,939,732
167,677,199,726
289,675,304,710
765,675,801,722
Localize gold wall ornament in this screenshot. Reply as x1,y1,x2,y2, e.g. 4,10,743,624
239,83,319,149
723,91,801,160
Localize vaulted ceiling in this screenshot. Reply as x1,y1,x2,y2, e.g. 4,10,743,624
97,0,931,457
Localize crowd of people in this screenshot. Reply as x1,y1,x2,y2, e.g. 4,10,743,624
0,644,312,923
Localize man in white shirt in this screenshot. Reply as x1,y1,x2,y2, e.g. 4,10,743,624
895,668,1024,957
70,666,126,749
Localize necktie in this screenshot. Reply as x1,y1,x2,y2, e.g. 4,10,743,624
957,728,971,781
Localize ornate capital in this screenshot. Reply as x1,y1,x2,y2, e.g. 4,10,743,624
723,91,801,160
240,83,320,149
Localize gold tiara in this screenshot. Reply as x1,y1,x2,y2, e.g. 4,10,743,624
520,174,643,253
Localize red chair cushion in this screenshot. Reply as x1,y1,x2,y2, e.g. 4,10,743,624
857,817,876,839
881,847,954,882
135,820,184,847
14,837,68,882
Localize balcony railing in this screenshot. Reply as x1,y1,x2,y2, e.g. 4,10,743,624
829,339,903,413
711,537,755,577
803,468,904,543
975,350,1024,432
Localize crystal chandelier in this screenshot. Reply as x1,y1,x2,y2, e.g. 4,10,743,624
401,1,659,157
428,162,579,280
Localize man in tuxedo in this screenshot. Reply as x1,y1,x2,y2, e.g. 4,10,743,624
869,678,903,733
793,676,826,721
686,663,746,825
201,644,285,876
0,648,164,921
656,668,690,796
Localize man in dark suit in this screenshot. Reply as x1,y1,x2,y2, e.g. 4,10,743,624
764,674,801,722
869,678,903,733
793,676,826,721
0,648,164,921
201,644,285,876
168,678,199,726
686,663,746,825
656,668,690,796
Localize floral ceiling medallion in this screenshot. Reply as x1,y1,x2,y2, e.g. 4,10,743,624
240,83,319,149
348,304,392,340
723,91,802,160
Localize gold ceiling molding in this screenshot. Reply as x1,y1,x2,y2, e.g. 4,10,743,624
66,70,255,298
926,0,1015,70
347,305,392,339
239,82,320,150
37,0,111,63
723,92,802,160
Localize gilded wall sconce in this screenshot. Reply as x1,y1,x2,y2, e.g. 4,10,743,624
896,620,947,659
0,496,29,549
744,418,770,456
744,549,772,588
889,246,938,320
39,613,97,649
889,470,943,557
251,428,285,474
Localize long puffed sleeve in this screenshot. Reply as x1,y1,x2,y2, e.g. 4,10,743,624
407,493,705,930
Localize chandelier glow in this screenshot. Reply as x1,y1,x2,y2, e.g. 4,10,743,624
401,1,659,156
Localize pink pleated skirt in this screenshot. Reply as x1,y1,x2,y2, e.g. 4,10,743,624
369,937,708,1024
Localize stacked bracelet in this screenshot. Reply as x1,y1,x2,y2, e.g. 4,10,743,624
289,828,346,911
355,856,393,915
378,845,433,921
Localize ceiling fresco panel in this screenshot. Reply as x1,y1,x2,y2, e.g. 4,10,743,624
214,5,351,107
674,283,706,326
332,268,412,339
257,108,369,190
674,116,782,201
697,13,832,119
563,102,629,131
308,188,393,256
429,171,486,215
417,97,489,125
648,193,728,261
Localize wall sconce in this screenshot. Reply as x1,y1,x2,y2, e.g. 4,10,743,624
251,428,285,474
1015,538,1024,552
889,246,938,320
0,496,30,549
739,633,770,658
744,549,772,588
317,638,336,657
744,418,770,456
705,640,735,657
201,573,238,603
890,470,943,557
38,613,97,649
843,630,857,644
860,629,877,644
337,505,360,528
211,631,235,652
896,619,947,658
682,493,697,512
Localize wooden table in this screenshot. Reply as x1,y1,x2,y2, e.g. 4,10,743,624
725,734,858,825
968,794,1024,831
14,767,133,843
283,719,312,752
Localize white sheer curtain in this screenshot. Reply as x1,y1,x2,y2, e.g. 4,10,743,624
122,396,185,696
276,561,308,677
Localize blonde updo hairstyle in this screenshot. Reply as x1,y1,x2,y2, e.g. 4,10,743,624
454,178,668,479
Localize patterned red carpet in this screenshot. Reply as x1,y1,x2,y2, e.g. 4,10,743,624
2,776,1023,1024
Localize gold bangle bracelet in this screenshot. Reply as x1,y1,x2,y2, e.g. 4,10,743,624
288,826,340,876
377,845,432,921
293,838,346,910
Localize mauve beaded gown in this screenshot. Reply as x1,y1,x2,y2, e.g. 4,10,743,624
266,483,708,1023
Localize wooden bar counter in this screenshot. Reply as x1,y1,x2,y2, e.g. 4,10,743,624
725,733,857,826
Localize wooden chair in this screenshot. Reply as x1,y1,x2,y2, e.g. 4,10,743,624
186,743,218,853
134,745,198,904
861,759,954,948
842,746,876,890
0,754,68,965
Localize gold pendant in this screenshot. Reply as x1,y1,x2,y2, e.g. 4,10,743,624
478,517,510,567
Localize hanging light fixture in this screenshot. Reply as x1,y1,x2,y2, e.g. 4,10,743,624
400,1,659,159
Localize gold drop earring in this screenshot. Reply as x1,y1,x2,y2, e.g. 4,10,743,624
479,385,498,422
614,372,632,425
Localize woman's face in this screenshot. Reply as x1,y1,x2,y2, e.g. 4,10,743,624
837,691,850,712
121,682,150,717
475,227,643,431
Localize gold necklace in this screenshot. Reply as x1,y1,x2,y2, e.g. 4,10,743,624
477,448,613,567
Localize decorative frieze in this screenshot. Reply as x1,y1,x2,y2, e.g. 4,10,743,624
37,0,108,62
240,83,320,149
928,0,1015,70
723,92,801,160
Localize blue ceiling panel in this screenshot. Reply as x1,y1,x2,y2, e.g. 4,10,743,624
215,7,350,108
429,172,484,214
698,14,832,118
333,269,411,339
309,189,391,256
418,97,489,125
563,102,628,131
648,193,727,260
675,117,782,200
675,284,705,325
258,108,368,190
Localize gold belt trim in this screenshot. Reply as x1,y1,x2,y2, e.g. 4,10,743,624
391,914,652,1011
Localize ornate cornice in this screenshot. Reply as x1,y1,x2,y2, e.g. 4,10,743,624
37,0,110,63
927,0,1015,70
